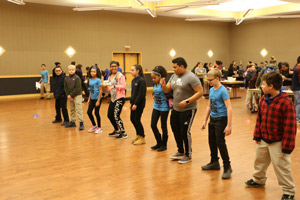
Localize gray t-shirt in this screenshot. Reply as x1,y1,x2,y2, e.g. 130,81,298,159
195,67,206,79
168,71,201,112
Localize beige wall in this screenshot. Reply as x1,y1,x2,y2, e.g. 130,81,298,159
230,18,300,68
0,1,230,75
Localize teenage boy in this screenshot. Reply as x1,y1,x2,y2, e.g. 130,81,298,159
161,57,203,164
39,64,50,100
201,68,233,179
245,71,296,200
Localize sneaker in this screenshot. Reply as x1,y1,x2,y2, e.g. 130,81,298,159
88,126,98,133
245,179,265,187
170,152,185,160
52,119,62,123
40,97,44,99
131,135,140,143
157,145,167,152
281,194,295,200
95,128,103,134
65,122,76,128
79,122,84,130
201,161,220,170
108,130,119,137
222,166,232,179
133,137,146,145
151,144,161,150
115,132,128,139
61,121,69,126
178,156,192,164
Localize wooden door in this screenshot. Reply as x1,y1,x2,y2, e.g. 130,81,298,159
124,53,139,85
112,53,125,72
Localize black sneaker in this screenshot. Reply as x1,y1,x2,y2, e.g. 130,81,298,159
151,144,161,150
115,132,128,139
108,130,119,137
61,121,69,126
79,122,84,130
245,179,265,187
201,161,220,170
52,119,62,123
65,122,76,128
40,97,44,99
222,166,232,179
281,194,295,200
157,146,167,152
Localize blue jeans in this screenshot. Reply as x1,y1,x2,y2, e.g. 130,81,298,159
293,90,300,121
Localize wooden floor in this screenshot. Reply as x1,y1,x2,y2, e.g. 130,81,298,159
0,88,299,200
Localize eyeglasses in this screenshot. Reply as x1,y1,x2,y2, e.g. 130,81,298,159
55,70,62,72
110,65,118,68
207,78,215,82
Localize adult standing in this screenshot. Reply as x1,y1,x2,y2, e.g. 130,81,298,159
292,56,300,123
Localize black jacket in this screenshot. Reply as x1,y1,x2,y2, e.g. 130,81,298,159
54,73,67,99
130,76,146,106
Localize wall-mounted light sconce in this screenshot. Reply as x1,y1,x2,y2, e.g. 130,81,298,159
260,48,268,57
0,46,6,56
207,50,213,58
169,49,176,57
65,46,76,58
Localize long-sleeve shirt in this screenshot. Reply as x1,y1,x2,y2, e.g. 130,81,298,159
53,73,67,99
64,74,82,98
253,93,297,154
130,76,146,106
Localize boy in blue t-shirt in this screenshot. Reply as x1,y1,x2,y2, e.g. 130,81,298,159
201,68,233,179
39,64,50,100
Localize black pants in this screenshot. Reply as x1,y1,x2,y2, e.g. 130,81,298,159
200,78,204,87
55,98,69,122
130,102,145,137
87,99,102,127
208,116,230,167
82,80,89,99
170,109,197,157
151,109,169,146
107,98,125,133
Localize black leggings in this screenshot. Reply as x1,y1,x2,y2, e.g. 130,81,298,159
87,99,101,127
130,102,145,137
107,98,125,133
151,109,169,146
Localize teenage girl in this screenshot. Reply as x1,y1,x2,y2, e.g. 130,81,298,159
87,66,103,134
105,61,127,139
130,65,147,145
150,66,170,151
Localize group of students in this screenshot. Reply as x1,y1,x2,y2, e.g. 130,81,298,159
39,56,296,200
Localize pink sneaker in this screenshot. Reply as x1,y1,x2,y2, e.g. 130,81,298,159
88,126,97,133
95,128,103,134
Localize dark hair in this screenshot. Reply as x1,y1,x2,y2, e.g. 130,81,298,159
216,60,223,66
282,62,289,68
203,63,208,69
297,56,300,64
133,64,144,78
55,66,62,70
71,61,76,65
152,65,167,78
261,71,282,90
76,64,82,70
110,61,119,67
87,66,102,86
270,56,276,64
55,62,61,66
41,64,46,67
229,63,234,70
86,66,90,71
193,62,201,69
260,62,264,64
172,57,187,68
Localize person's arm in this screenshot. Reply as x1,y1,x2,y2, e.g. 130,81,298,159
178,84,203,108
48,73,50,84
115,74,126,91
255,67,265,87
296,66,300,84
201,100,211,130
69,78,81,98
253,97,263,143
160,77,172,93
134,78,146,106
96,84,102,107
223,98,232,136
39,77,42,83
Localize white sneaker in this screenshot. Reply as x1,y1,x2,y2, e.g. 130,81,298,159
88,126,97,133
95,128,103,134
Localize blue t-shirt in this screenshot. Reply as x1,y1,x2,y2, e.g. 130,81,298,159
153,84,169,111
41,70,49,83
209,85,229,118
89,78,102,100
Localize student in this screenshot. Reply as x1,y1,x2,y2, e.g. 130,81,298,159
161,57,203,164
256,56,279,87
201,68,232,179
281,62,292,89
105,61,127,138
130,65,147,145
52,66,69,125
245,72,296,200
87,66,103,134
76,64,89,102
245,64,256,110
39,64,50,100
150,66,170,152
195,62,206,86
292,56,300,123
52,62,61,79
64,65,84,130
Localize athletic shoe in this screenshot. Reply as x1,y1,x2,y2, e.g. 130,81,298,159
79,122,84,130
52,119,62,123
61,121,69,126
157,146,167,152
245,179,265,187
115,132,128,139
65,122,76,128
178,156,192,164
131,135,140,143
281,194,295,200
108,130,119,137
133,137,146,145
88,126,97,133
201,161,221,170
95,128,103,134
222,166,232,179
151,144,161,150
170,152,184,160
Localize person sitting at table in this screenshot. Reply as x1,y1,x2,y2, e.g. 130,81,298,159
228,64,235,77
281,62,292,90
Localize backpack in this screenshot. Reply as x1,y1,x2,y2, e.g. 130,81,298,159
264,67,275,74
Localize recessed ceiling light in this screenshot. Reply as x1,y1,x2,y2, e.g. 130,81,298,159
260,48,268,57
208,50,213,58
169,49,176,57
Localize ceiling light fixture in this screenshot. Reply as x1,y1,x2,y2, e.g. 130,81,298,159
135,0,144,6
207,50,213,58
0,46,6,56
7,0,25,5
145,8,156,18
260,48,268,57
65,46,76,58
73,6,132,11
169,49,176,57
236,8,253,25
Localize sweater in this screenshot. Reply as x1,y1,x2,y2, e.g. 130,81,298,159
253,93,296,154
130,76,146,106
64,74,82,98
